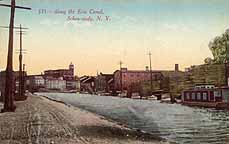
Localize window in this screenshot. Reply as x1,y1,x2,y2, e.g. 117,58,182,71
192,93,195,100
186,93,190,100
197,93,201,100
222,89,229,102
203,93,207,101
214,91,221,97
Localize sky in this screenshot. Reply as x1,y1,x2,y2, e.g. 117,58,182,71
0,0,229,76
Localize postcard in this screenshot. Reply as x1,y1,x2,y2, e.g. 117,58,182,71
0,0,229,144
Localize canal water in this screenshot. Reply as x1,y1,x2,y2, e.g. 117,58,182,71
37,93,229,144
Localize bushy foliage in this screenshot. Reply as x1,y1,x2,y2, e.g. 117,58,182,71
208,29,229,64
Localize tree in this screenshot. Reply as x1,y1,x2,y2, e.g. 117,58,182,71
209,29,229,64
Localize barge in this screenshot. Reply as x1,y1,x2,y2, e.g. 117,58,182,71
181,85,229,109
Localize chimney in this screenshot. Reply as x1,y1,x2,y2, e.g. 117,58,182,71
175,64,179,72
146,66,149,71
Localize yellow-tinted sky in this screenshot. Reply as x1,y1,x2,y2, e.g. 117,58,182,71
0,0,229,76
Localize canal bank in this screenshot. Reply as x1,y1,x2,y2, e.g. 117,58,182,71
0,94,166,144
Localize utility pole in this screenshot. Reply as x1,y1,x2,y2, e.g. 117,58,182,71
119,61,123,93
22,64,25,96
0,25,28,99
225,33,229,109
19,25,23,98
17,24,27,98
0,0,31,112
225,34,229,86
148,51,153,95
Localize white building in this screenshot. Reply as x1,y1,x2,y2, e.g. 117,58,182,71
66,79,80,91
35,76,45,86
45,77,66,91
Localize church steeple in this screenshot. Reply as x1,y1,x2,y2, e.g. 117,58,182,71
69,62,74,76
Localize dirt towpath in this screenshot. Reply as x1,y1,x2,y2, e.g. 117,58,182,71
0,95,168,144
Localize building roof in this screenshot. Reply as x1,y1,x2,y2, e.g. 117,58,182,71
108,78,114,84
81,76,95,83
113,69,164,74
44,69,70,73
26,74,44,77
100,73,113,76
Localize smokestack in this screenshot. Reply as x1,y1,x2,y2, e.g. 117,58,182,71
175,64,179,72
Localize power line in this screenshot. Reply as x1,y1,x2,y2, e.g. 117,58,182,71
0,25,29,100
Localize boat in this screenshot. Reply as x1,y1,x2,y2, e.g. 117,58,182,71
181,85,229,109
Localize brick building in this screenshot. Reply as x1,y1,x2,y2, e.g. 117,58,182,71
44,63,77,90
44,63,74,81
113,68,163,91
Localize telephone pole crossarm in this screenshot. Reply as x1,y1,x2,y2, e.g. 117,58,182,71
0,3,31,10
0,26,29,29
